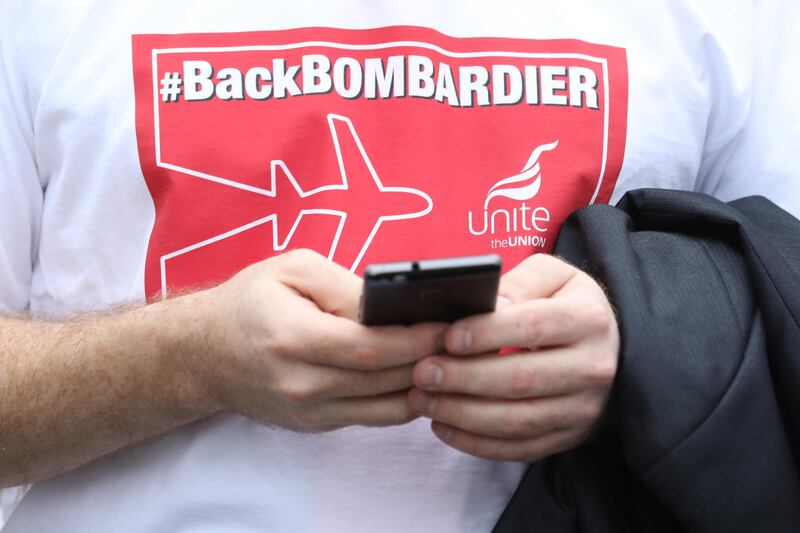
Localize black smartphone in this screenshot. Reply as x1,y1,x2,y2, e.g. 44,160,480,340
359,254,501,326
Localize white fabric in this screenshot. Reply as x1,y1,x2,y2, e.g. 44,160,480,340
1,0,799,531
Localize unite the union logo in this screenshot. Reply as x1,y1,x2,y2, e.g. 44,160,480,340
468,140,559,251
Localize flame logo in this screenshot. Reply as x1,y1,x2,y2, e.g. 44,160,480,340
484,140,559,209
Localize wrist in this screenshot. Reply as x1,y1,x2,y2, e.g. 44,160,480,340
136,290,224,417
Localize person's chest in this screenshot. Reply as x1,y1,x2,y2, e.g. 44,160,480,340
26,0,749,311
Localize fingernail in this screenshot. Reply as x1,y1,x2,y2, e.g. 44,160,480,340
496,295,513,308
419,363,443,388
433,423,454,441
410,390,437,415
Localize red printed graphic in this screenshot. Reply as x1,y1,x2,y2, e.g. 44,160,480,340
132,26,628,299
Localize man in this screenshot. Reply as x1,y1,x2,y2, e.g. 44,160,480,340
1,0,798,531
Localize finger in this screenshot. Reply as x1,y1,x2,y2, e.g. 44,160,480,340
408,389,594,439
444,297,611,355
413,348,612,398
499,254,578,303
273,249,363,320
300,392,417,428
293,314,447,370
282,363,416,403
430,421,583,462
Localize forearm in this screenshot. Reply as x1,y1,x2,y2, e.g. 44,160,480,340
0,292,219,487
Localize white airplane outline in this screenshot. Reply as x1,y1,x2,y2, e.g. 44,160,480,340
158,113,433,299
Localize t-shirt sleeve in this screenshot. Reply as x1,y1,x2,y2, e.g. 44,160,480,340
698,0,800,218
0,11,44,313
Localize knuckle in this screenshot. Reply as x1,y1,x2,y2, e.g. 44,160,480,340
509,365,537,398
436,400,462,427
286,248,318,262
498,279,526,302
574,269,599,287
268,329,299,359
501,414,532,438
459,434,481,457
513,442,543,462
470,439,491,458
276,379,317,404
582,302,612,335
387,366,415,391
576,396,605,425
352,345,382,369
523,313,545,346
541,409,562,433
270,249,296,269
277,248,321,271
394,406,418,426
516,254,550,282
525,253,554,269
586,355,617,387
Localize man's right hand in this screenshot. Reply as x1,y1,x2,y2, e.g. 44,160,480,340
0,249,444,486
189,249,446,432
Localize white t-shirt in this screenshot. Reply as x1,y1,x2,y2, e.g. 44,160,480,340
1,1,798,531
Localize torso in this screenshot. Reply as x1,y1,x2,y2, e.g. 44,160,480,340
1,1,752,530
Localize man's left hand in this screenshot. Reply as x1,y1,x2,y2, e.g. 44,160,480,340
407,254,619,462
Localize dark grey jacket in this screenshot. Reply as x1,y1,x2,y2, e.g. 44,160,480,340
495,189,800,532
